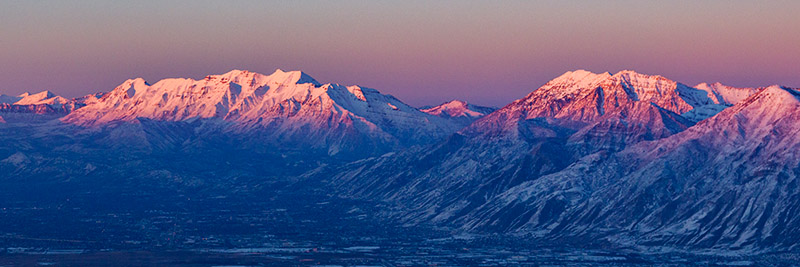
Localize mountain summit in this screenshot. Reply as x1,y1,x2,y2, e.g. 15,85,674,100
262,69,321,86
421,100,496,119
421,100,497,128
461,70,714,153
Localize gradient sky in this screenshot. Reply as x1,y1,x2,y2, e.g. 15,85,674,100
1,1,798,107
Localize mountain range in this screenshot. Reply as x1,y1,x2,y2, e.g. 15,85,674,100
1,68,797,253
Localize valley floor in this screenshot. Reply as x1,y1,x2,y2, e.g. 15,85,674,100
1,189,797,266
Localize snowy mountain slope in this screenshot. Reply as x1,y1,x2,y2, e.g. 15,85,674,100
681,82,759,122
455,85,800,251
320,70,716,232
14,91,70,106
463,70,699,152
0,91,103,116
62,69,460,156
421,100,496,119
694,82,759,105
479,70,712,123
421,100,497,128
62,92,106,111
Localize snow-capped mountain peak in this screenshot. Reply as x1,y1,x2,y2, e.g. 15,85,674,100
419,100,498,129
13,90,69,105
554,69,612,82
421,100,494,119
725,85,800,116
213,69,321,87
512,69,711,116
606,70,715,113
478,69,705,127
536,70,612,98
114,78,150,98
678,82,760,122
0,90,102,116
267,69,321,86
693,82,759,105
460,69,713,153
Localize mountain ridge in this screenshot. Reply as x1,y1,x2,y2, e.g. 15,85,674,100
315,70,796,252
60,69,462,156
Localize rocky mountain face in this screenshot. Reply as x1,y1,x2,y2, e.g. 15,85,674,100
694,82,760,105
317,70,790,252
680,82,760,122
463,85,800,251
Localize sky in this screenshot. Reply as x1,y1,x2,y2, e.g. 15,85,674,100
1,1,798,107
